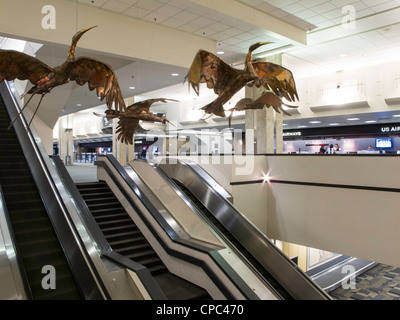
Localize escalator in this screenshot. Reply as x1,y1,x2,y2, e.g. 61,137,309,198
76,180,211,300
0,90,81,299
156,159,332,300
173,179,291,300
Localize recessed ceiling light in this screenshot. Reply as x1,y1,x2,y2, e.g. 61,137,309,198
129,86,135,90
347,118,360,121
171,73,179,76
217,51,225,55
365,120,377,123
298,125,308,128
77,103,82,107
393,115,400,117
309,121,321,124
329,123,340,126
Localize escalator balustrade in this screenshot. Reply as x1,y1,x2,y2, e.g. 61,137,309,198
76,180,211,300
0,95,82,300
173,180,292,300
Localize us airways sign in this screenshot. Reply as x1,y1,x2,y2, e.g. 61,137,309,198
381,125,400,133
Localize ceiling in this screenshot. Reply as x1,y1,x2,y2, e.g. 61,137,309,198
5,0,400,130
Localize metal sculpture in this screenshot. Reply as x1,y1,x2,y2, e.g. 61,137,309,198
95,98,178,145
185,42,299,119
0,26,125,128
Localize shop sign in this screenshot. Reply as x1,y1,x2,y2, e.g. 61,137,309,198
283,131,302,137
381,125,400,133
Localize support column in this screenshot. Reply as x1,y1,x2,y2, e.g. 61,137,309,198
58,114,74,165
244,53,283,154
112,96,135,165
275,111,283,154
245,84,275,154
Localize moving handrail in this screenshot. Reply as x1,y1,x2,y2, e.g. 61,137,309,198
158,158,332,300
0,81,104,299
0,184,28,299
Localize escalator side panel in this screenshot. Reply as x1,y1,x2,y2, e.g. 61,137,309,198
0,91,82,299
159,159,331,300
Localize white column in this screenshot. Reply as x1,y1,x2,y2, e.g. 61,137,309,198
58,114,74,165
244,53,283,154
275,111,284,154
245,84,275,154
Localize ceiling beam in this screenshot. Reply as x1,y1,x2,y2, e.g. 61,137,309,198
308,8,400,46
0,0,215,68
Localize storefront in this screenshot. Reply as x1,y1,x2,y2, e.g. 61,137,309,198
283,123,400,154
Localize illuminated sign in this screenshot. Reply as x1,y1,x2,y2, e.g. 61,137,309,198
381,126,400,133
283,131,302,137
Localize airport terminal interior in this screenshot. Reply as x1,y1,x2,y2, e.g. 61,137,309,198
1,0,400,301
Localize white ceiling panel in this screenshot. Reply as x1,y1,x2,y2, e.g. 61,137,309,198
13,0,400,128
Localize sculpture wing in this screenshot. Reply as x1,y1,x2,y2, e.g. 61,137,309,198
252,62,299,102
116,117,139,145
69,57,126,112
0,50,53,84
233,92,297,115
185,50,241,96
186,50,251,117
127,98,178,112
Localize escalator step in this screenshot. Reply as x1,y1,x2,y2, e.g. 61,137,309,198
85,202,121,210
75,192,115,200
120,248,155,260
138,256,164,266
97,217,131,226
87,208,126,216
101,225,137,234
83,197,117,204
96,218,133,227
148,264,168,275
93,212,128,222
116,243,153,255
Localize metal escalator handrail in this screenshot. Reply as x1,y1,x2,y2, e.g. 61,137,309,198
159,158,332,300
152,163,283,299
0,183,30,299
50,156,112,254
0,81,105,299
51,156,167,300
97,155,221,253
102,251,167,300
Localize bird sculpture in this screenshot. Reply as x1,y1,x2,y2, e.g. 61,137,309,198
185,42,299,119
0,26,125,129
95,98,178,145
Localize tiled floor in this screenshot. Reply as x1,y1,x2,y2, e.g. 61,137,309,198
65,162,98,183
330,264,400,300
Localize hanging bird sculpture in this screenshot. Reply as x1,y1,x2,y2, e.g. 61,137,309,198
0,26,125,129
185,42,299,119
95,98,178,145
